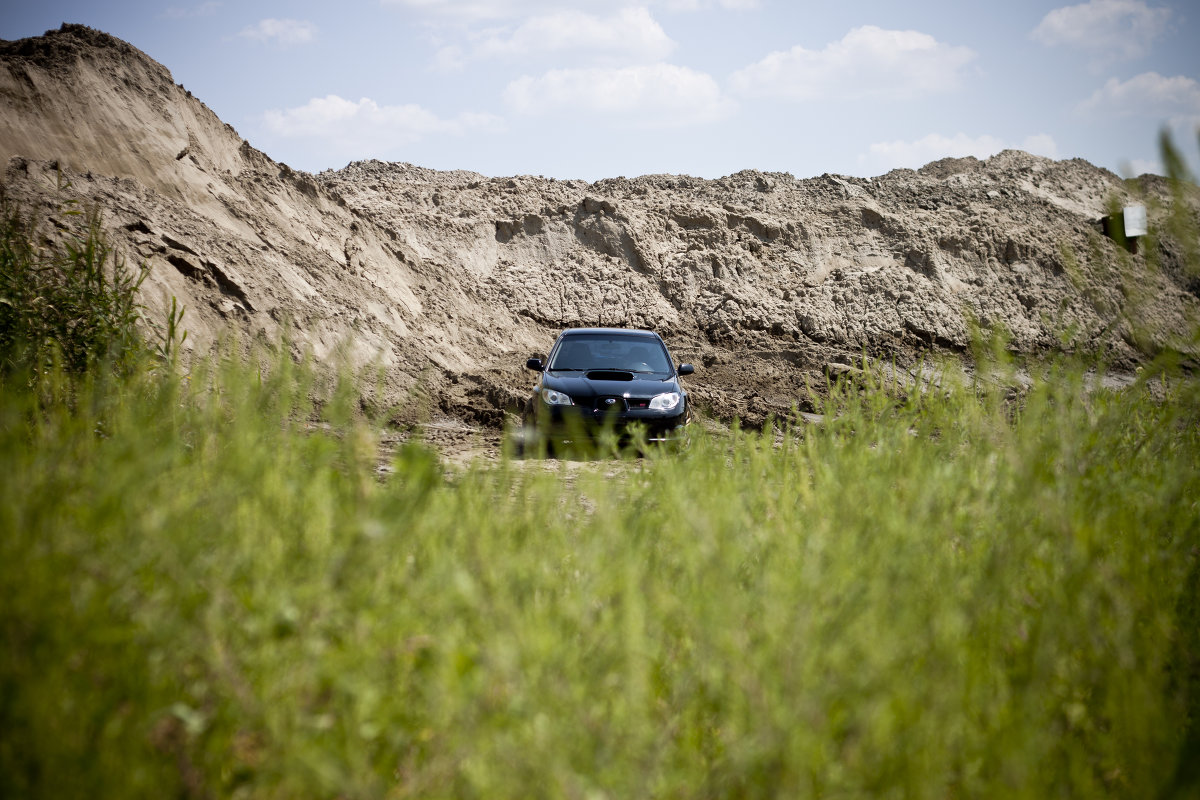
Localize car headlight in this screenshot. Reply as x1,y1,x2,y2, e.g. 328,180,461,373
541,388,573,406
649,392,681,411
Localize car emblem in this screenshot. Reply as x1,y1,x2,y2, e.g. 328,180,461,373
604,398,616,405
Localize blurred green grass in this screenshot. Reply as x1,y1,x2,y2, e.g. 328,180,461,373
2,137,1199,798
2,340,1197,799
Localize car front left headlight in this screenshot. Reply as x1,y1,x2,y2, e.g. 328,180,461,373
649,391,681,411
541,388,573,406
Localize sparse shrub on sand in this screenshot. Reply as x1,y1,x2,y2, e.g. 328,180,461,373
0,190,149,378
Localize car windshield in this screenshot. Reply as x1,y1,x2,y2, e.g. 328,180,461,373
548,334,672,373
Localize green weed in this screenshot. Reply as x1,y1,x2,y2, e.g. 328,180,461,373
1,138,1199,797
0,193,149,378
1,331,1197,799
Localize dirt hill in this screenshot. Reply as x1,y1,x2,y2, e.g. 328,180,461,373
3,24,1198,428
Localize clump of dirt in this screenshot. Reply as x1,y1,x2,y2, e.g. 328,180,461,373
3,24,1198,429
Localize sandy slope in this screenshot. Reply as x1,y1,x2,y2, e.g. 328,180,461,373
2,24,1197,429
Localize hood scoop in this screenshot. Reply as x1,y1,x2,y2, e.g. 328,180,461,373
585,369,634,382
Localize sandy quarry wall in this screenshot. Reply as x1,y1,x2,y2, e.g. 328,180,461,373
3,24,1198,426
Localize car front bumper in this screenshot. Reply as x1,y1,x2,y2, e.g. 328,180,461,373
531,403,690,444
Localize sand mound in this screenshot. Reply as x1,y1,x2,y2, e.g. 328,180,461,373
3,24,1198,427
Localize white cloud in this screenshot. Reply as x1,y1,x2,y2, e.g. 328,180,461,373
237,19,318,46
261,95,502,156
1020,134,1061,160
503,64,735,127
436,7,675,68
1079,72,1200,119
729,26,976,102
1123,119,1200,178
381,0,537,22
860,132,1060,173
1031,0,1170,60
383,0,756,22
657,0,760,8
432,45,470,72
1125,157,1162,176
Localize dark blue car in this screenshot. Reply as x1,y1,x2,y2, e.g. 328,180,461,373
522,328,695,453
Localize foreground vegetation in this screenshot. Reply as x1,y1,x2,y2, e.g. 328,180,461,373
2,144,1199,798
2,343,1198,798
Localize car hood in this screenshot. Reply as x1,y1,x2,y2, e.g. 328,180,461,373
542,369,681,398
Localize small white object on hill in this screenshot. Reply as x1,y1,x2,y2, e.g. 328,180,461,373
1123,204,1148,238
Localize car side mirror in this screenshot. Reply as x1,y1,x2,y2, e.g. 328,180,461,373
526,357,544,372
677,363,694,376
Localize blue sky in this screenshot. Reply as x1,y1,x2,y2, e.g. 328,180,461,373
3,0,1198,181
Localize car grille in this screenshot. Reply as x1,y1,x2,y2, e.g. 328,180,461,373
591,396,627,412
587,397,655,412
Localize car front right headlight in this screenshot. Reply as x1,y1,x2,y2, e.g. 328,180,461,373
649,391,681,411
541,388,573,406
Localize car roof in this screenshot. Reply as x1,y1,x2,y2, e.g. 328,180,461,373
557,327,662,339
